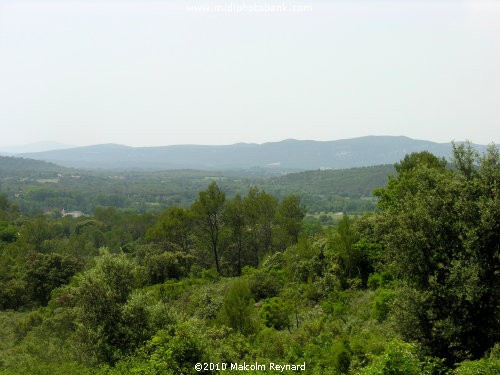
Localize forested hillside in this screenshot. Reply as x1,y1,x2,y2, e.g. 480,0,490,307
0,144,498,374
0,158,393,215
0,156,67,177
263,165,394,213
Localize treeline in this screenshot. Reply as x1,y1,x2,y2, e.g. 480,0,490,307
0,143,498,374
0,184,305,310
144,183,305,276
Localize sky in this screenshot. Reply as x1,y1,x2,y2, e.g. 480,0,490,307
0,0,499,147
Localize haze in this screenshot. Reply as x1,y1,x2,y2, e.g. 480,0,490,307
0,0,499,147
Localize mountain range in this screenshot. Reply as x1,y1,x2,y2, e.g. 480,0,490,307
15,136,492,171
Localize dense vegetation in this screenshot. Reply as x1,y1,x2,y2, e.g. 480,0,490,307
0,144,498,374
0,156,393,214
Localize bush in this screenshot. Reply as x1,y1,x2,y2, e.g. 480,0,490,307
248,269,282,300
73,253,142,364
0,221,18,243
220,279,256,334
259,297,292,331
0,278,26,310
358,341,421,375
367,272,394,290
99,324,204,375
24,253,82,306
254,327,293,360
454,358,500,375
371,288,395,322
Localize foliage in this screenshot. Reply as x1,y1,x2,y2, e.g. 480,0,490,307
259,297,292,331
192,182,226,274
357,341,423,375
220,279,256,334
72,253,144,364
275,195,306,246
374,145,500,363
454,357,500,375
24,252,82,305
145,206,193,251
0,146,498,374
371,288,395,322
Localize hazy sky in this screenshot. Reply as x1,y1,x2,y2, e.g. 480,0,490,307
0,0,498,147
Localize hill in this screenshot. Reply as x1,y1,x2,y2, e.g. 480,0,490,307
0,156,67,177
265,164,395,198
19,136,492,171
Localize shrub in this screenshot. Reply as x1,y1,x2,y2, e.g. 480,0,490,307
259,297,292,331
371,288,396,322
220,279,256,334
248,269,282,300
358,340,421,375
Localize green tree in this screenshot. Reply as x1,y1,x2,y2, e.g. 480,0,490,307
135,245,195,284
374,147,500,363
275,194,306,246
192,182,226,274
24,252,82,305
0,221,18,243
327,214,367,284
0,193,19,221
395,151,447,174
146,206,193,252
452,141,478,179
20,216,53,249
243,187,278,262
225,194,246,275
74,253,142,364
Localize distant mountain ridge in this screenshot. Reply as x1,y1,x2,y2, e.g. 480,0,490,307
19,136,492,171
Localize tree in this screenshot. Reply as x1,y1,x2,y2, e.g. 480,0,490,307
275,195,306,246
225,194,246,275
0,193,19,221
135,245,195,284
328,214,364,283
24,252,82,306
452,141,479,180
243,187,278,262
74,253,142,364
374,147,500,363
0,221,18,243
20,216,53,249
191,182,225,274
146,206,193,252
395,151,446,174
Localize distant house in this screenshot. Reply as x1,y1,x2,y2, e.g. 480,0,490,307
61,208,84,218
